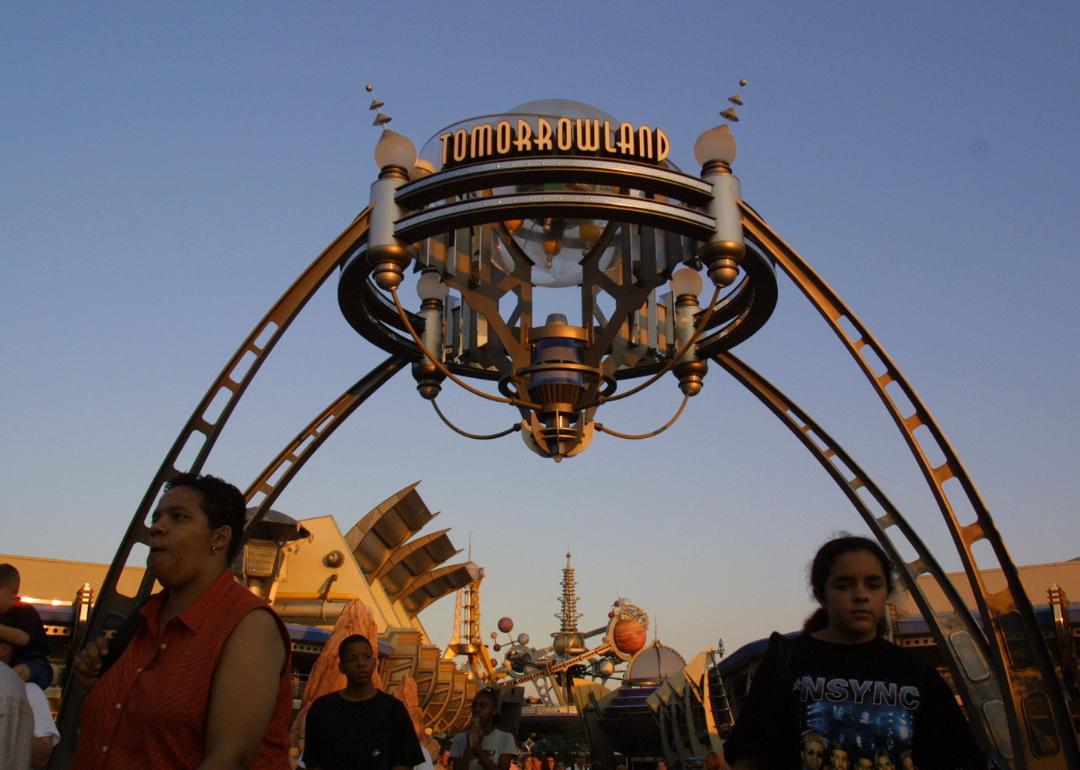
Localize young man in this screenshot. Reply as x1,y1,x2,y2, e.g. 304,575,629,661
302,634,424,770
0,565,53,689
0,639,58,769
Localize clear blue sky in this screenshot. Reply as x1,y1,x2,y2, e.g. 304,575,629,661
2,3,1077,661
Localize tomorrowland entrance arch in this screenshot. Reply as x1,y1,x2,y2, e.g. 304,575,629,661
52,94,1078,769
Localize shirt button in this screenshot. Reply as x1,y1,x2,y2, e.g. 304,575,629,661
115,703,122,709
136,667,143,673
160,643,167,649
102,746,109,752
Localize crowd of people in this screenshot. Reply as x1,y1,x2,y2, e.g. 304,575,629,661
0,472,986,770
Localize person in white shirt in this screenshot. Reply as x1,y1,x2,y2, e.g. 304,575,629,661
450,689,517,770
0,652,33,770
1,639,57,769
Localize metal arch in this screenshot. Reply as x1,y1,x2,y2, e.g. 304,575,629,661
738,202,1079,769
51,208,374,769
714,352,1008,759
240,356,408,525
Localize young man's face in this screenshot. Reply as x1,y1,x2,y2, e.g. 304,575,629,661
339,640,376,687
0,583,18,614
831,748,850,770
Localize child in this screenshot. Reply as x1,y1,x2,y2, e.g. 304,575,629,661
723,536,983,770
450,688,517,770
0,565,53,690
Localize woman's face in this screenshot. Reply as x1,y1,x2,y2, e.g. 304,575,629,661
148,486,229,588
819,550,888,643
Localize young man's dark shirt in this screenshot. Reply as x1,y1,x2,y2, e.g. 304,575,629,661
303,689,424,770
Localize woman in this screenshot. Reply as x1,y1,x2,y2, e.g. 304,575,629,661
724,535,983,770
71,473,293,769
450,688,517,770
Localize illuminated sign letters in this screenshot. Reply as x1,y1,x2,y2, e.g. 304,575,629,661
439,117,669,168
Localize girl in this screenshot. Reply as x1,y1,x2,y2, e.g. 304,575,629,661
451,688,517,770
724,535,983,770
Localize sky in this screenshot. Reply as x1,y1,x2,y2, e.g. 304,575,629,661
2,3,1078,668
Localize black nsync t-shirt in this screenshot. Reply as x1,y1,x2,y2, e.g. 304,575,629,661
724,633,982,770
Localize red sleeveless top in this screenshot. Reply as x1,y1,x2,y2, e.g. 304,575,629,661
73,569,293,769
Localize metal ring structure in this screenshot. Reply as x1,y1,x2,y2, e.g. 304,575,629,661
340,156,778,388
51,176,1076,769
396,157,715,210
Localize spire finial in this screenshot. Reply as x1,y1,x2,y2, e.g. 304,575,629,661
366,84,391,127
720,78,747,122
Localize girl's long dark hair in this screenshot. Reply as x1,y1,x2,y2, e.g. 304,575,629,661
802,534,895,635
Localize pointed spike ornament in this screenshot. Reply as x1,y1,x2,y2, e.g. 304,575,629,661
726,78,748,108
366,85,391,125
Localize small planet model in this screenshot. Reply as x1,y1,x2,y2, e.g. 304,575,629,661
498,617,514,633
612,618,647,655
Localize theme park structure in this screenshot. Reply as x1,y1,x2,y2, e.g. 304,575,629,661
50,91,1079,769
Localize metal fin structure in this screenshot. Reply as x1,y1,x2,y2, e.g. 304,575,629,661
719,107,739,122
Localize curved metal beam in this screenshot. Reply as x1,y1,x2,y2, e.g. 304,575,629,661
739,201,1079,769
52,209,373,769
715,352,1008,758
241,355,408,517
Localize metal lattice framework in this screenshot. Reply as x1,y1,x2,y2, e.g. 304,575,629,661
50,152,1078,770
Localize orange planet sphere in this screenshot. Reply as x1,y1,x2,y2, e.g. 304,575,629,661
612,618,647,655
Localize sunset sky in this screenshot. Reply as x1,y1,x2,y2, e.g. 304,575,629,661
2,3,1077,661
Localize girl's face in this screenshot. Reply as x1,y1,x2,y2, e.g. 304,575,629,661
471,693,498,724
818,549,888,643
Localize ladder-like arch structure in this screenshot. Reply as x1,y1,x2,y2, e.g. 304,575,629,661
50,200,1077,770
739,202,1077,768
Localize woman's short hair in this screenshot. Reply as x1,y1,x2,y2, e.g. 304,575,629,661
164,473,247,562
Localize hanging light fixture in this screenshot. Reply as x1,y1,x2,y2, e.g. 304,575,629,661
339,91,776,461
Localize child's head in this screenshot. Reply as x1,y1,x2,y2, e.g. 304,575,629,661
470,687,501,725
804,535,894,640
0,564,19,614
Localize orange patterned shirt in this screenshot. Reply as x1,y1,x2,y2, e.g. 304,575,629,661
72,569,292,769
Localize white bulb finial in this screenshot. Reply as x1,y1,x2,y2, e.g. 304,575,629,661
670,267,704,298
374,128,417,170
694,124,738,166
